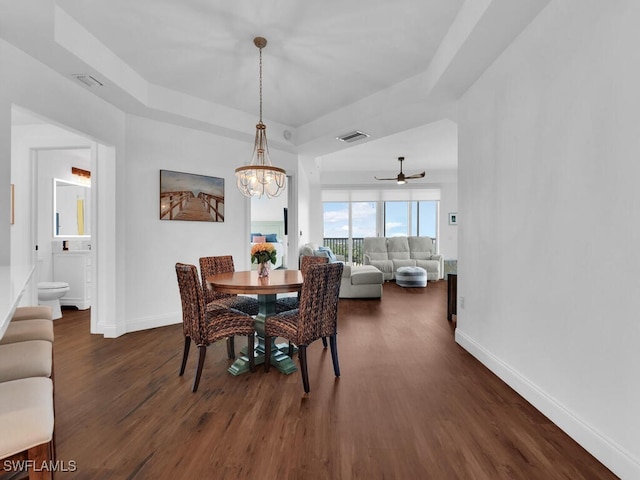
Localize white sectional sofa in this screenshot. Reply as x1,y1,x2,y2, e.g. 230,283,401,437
298,243,383,299
363,236,443,281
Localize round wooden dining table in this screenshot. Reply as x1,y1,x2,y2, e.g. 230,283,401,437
206,269,303,376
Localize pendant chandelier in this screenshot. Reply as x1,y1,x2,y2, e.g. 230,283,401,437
235,37,286,199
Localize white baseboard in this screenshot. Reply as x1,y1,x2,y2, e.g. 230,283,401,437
91,313,178,337
455,329,640,480
125,312,181,334
96,323,119,338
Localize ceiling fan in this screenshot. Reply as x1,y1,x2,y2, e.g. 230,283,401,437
375,157,425,184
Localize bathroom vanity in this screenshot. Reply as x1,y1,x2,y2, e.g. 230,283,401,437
53,251,91,310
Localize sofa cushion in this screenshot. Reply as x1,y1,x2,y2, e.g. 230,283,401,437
387,237,410,260
392,259,416,270
350,266,384,285
408,236,435,260
368,260,394,276
341,264,352,277
363,237,389,261
415,259,441,281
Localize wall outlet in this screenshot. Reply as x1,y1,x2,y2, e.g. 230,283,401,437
459,296,465,309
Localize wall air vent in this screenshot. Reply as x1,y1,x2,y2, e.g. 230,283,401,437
73,74,104,87
336,130,370,143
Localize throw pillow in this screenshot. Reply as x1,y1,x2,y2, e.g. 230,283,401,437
251,232,263,241
253,235,266,243
265,233,278,243
318,246,338,263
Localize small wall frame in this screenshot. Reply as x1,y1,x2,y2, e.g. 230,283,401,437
448,212,458,225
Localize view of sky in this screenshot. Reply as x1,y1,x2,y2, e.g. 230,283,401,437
323,201,437,238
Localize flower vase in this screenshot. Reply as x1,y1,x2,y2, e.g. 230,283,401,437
258,261,270,278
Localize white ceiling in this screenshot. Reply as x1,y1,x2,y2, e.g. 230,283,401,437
0,0,550,179
320,119,458,182
55,0,463,128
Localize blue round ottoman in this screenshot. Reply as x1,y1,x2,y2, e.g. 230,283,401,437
396,266,427,287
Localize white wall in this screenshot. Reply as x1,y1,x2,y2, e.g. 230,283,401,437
456,1,640,478
1,38,125,336
1,38,302,337
10,124,93,281
437,174,458,260
123,114,298,332
297,156,317,246
251,187,287,223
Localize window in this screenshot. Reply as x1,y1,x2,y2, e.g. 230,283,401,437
351,202,377,238
323,202,377,264
323,199,438,263
323,202,349,238
417,201,437,237
383,201,438,238
384,202,409,237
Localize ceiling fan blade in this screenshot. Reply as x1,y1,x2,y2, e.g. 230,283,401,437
374,176,399,181
375,158,424,182
405,172,426,179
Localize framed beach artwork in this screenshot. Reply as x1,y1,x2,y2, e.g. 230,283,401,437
159,170,225,222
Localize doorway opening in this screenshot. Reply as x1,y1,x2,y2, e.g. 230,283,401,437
11,105,114,336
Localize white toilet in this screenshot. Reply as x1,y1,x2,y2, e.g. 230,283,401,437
37,258,70,319
37,282,70,320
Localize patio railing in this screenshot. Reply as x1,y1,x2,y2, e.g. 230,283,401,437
323,237,364,265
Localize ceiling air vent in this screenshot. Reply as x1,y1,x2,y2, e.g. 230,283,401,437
73,74,104,87
336,130,370,143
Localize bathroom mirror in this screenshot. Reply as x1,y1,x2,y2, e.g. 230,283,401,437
53,178,91,238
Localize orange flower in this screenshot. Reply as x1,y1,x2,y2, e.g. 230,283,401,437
251,242,277,264
251,242,275,255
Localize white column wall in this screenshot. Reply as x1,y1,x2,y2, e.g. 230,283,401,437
456,1,640,478
438,177,458,260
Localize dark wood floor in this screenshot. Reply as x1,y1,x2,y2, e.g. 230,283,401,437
50,281,617,479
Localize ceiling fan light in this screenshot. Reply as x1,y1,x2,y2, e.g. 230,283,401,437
375,156,424,185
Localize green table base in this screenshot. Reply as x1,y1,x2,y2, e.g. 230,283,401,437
227,293,298,376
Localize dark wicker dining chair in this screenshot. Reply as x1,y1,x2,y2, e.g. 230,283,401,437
276,255,331,348
264,262,343,393
276,255,330,312
199,256,260,317
175,263,256,392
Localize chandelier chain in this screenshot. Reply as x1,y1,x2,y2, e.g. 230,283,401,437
258,46,263,123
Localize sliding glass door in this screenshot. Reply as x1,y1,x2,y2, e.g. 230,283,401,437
323,202,376,264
